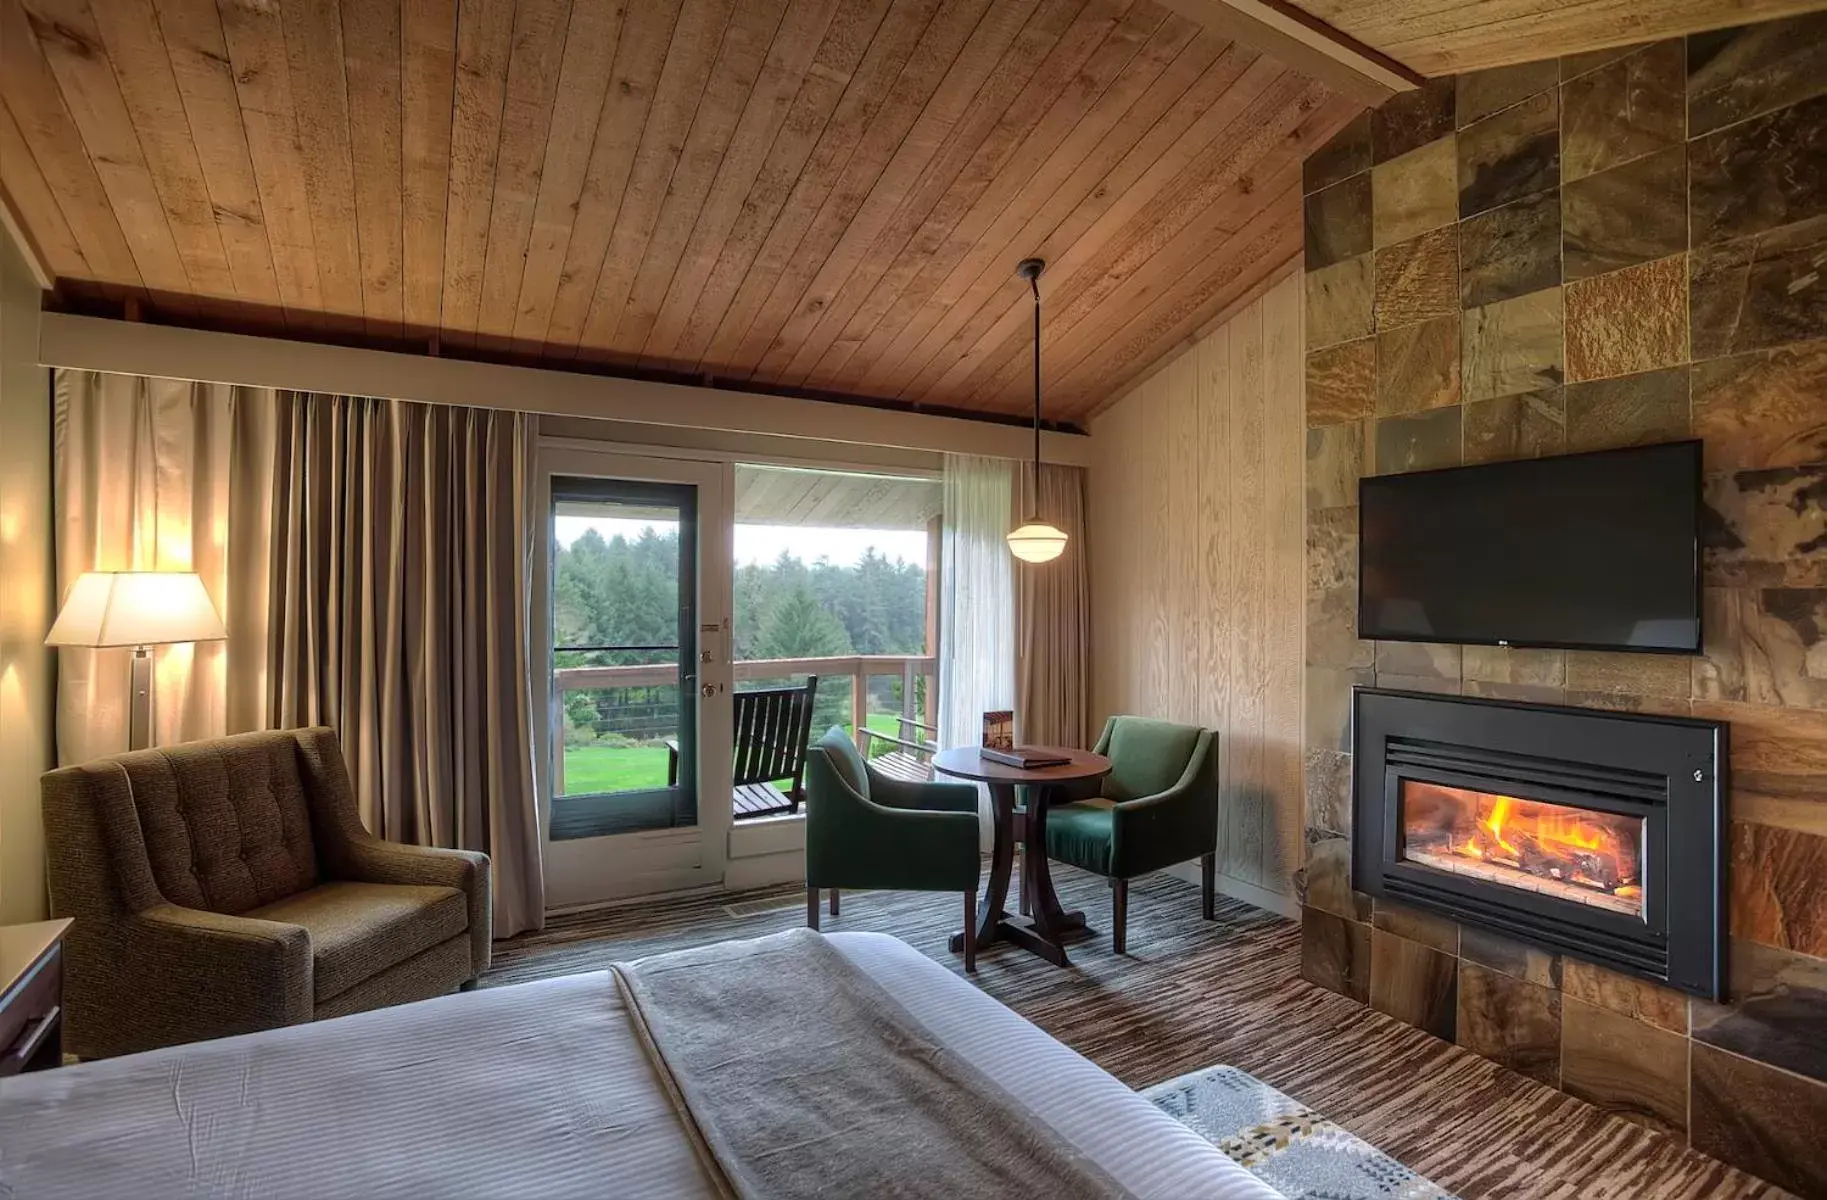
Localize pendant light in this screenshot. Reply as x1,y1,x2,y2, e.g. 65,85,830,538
1007,257,1068,564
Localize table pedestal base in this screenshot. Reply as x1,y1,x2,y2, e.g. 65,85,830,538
946,781,1088,967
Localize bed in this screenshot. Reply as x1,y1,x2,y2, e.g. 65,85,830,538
0,931,1278,1199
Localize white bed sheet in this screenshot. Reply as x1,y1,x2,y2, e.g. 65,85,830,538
0,932,1278,1200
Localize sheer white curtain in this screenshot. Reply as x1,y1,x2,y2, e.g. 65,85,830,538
52,370,275,764
939,454,1015,840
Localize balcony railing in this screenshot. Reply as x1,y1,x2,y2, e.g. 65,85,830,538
552,654,937,799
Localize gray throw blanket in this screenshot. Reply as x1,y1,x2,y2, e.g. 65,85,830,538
611,929,1131,1200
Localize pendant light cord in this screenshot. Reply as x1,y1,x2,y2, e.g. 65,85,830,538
1029,269,1041,522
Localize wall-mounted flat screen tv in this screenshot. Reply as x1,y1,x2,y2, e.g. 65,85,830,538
1358,440,1702,654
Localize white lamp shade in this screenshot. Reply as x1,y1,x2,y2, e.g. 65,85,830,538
46,571,228,648
1006,522,1068,564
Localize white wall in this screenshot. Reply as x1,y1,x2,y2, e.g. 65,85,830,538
0,230,54,922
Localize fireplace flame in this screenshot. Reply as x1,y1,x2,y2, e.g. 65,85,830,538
1478,793,1618,860
1481,796,1520,857
1405,782,1641,910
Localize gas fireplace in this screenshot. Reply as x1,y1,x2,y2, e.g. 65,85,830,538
1353,689,1727,999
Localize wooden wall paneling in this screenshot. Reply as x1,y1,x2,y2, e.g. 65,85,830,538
1197,320,1233,871
1141,365,1175,733
1123,371,1152,717
635,0,848,368
15,0,194,307
400,0,457,335
152,0,281,316
591,0,795,359
1089,273,1305,900
470,0,572,350
771,0,1099,388
799,11,1209,394
657,0,886,369
953,71,1329,409
1105,371,1142,712
689,0,944,372
1116,375,1140,720
1101,375,1127,723
280,0,365,327
438,0,518,346
891,51,1286,405
216,0,323,318
844,32,1252,402
570,0,745,361
340,0,405,334
1166,345,1203,725
520,0,678,350
1261,270,1303,892
0,104,86,282
1225,291,1268,888
713,0,1010,376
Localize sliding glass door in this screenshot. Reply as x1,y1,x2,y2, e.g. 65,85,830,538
535,447,733,908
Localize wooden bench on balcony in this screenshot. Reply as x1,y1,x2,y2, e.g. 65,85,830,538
861,716,939,783
668,677,820,820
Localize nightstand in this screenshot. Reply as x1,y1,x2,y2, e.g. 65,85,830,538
0,918,73,1075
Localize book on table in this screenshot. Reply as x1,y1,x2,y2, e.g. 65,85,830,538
980,747,1070,769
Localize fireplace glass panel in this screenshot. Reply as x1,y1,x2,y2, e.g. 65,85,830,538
1399,781,1644,918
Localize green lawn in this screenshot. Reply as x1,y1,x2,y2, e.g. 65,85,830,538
561,713,906,796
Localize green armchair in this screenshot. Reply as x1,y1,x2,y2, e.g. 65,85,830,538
804,727,982,971
1043,716,1219,953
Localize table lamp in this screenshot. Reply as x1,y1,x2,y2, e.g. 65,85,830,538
45,571,228,751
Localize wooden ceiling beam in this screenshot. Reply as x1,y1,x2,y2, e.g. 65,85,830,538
1152,0,1424,101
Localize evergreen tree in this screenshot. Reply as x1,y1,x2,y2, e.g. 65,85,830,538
754,583,854,659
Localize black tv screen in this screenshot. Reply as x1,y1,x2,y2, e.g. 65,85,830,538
1358,441,1702,654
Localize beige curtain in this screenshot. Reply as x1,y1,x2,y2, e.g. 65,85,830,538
268,393,544,937
1015,463,1090,748
52,370,274,764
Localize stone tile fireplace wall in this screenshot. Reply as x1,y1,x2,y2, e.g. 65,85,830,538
1297,15,1827,1195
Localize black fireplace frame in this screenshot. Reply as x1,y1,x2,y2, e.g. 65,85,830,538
1353,688,1727,999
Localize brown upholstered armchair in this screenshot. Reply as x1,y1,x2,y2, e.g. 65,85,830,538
42,726,491,1059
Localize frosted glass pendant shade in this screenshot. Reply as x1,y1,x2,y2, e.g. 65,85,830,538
1006,522,1068,564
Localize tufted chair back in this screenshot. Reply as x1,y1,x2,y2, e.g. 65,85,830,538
109,731,322,913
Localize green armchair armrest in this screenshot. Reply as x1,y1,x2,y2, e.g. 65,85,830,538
868,771,980,814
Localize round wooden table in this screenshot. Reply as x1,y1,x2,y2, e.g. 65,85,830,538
932,746,1112,967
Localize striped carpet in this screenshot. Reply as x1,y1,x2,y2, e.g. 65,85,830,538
490,867,1786,1200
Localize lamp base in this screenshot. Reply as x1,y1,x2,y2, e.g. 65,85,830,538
128,647,153,751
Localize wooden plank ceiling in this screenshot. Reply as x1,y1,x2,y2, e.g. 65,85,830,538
0,0,1363,424
737,465,941,528
1286,0,1827,77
